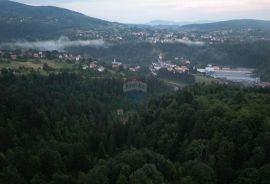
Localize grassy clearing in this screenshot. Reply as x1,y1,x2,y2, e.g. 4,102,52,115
194,74,223,84
0,59,73,71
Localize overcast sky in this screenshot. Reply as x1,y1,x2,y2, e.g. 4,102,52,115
13,0,270,23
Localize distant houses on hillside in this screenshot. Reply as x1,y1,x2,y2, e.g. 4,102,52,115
112,59,122,69
0,49,84,62
150,60,190,76
82,61,105,73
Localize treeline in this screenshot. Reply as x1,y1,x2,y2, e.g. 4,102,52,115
0,72,270,184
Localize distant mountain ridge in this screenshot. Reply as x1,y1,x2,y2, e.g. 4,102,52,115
0,0,110,27
0,0,120,41
179,19,270,31
1,0,270,42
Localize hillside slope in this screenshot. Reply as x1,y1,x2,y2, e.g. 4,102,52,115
180,19,270,31
0,0,119,41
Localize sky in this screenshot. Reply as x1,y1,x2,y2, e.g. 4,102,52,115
13,0,270,24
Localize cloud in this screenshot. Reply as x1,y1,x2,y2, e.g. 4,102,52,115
0,37,108,51
174,0,270,12
161,39,205,46
174,39,205,46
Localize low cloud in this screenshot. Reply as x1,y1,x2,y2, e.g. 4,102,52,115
0,37,108,51
161,39,205,46
174,39,205,46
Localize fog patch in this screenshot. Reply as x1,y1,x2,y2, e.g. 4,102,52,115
162,39,205,46
0,36,108,51
175,39,205,46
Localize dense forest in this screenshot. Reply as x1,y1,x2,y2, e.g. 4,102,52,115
157,69,195,84
0,71,270,184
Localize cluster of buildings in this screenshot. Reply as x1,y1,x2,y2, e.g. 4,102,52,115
150,61,189,76
258,82,270,88
130,29,227,45
198,28,266,44
197,64,221,74
149,54,190,76
197,64,264,86
0,50,45,60
112,59,141,72
129,66,141,72
58,54,82,62
82,61,105,72
84,59,142,73
74,27,264,44
112,60,123,69
0,50,84,62
128,28,263,46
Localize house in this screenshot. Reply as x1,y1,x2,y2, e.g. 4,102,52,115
98,66,105,72
205,66,215,73
175,66,189,73
213,66,220,71
112,59,122,69
82,65,88,70
38,52,44,58
89,62,98,69
123,64,129,70
10,55,17,60
259,82,270,88
129,66,141,72
116,109,124,116
33,53,39,58
222,67,230,71
197,68,206,73
112,64,118,69
75,55,81,61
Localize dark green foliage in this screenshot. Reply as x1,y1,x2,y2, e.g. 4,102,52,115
130,84,270,183
42,63,54,71
0,72,270,184
157,69,195,84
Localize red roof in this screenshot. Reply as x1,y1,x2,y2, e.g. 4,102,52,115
117,109,124,113
125,76,145,83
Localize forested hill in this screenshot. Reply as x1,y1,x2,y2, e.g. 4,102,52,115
179,19,270,31
0,0,121,41
2,1,270,42
0,72,270,184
